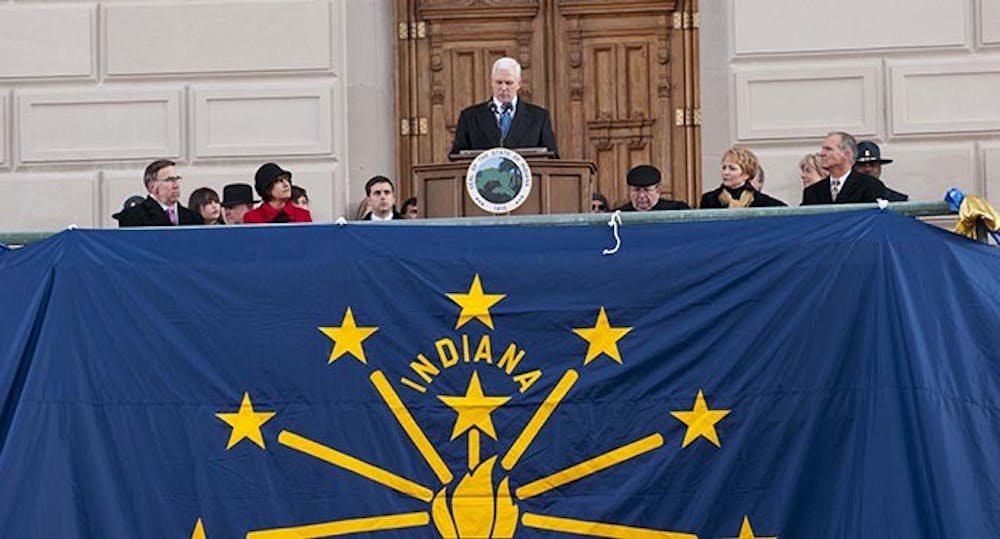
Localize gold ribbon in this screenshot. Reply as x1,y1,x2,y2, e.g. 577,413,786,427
954,194,1000,241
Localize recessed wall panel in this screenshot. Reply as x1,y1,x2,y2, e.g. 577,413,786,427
18,89,182,163
875,143,976,202
982,0,1000,46
192,84,333,158
983,145,1000,205
104,1,332,76
734,0,967,55
736,64,880,141
0,173,99,230
0,93,7,167
891,61,1000,135
0,5,95,79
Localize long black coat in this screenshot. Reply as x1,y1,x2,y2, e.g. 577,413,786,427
699,185,787,208
114,196,203,227
802,171,887,205
450,100,559,157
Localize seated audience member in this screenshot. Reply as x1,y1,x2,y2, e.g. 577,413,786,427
400,197,419,219
244,163,312,224
700,146,786,208
363,176,402,221
854,140,908,202
591,193,610,213
220,183,258,225
188,187,224,225
115,159,203,227
799,153,827,189
802,131,886,205
617,165,690,212
291,186,310,209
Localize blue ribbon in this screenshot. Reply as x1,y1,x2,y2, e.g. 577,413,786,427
944,188,965,212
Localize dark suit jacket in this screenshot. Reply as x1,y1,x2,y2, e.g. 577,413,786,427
802,171,887,205
114,196,203,227
362,209,403,221
883,187,909,202
617,198,691,212
450,100,559,157
699,185,787,208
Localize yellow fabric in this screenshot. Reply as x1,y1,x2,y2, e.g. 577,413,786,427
954,195,1000,240
718,188,755,208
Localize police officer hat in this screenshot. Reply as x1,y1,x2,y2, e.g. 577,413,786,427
626,165,661,187
856,141,893,165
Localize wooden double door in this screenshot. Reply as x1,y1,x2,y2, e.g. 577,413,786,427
395,0,701,210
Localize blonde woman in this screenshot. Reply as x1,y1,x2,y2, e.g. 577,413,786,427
799,153,827,188
700,146,785,209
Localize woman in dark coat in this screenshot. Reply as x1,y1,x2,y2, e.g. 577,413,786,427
700,146,786,209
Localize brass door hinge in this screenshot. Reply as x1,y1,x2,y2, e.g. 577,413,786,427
672,11,700,30
674,108,702,127
398,21,426,40
399,117,428,136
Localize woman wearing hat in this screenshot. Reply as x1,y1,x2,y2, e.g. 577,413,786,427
243,163,312,224
700,146,785,209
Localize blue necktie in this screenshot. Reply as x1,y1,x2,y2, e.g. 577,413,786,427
499,105,512,141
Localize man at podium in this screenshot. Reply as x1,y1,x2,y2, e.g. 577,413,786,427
450,57,559,158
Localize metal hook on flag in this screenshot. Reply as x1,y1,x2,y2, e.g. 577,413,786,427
602,211,623,256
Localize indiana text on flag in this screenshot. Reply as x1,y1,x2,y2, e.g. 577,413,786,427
1,209,998,538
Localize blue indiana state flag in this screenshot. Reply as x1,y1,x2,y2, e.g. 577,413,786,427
1,209,999,538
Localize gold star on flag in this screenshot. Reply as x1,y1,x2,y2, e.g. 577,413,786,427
670,390,731,448
446,274,506,330
215,392,276,450
572,307,633,365
190,518,206,539
318,307,379,364
725,515,776,539
438,371,511,440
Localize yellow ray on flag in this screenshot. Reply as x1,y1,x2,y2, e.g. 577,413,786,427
278,430,433,502
522,513,697,539
190,518,206,539
516,434,663,499
502,369,578,471
246,512,430,539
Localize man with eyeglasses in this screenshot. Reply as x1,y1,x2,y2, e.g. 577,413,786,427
617,165,690,212
115,159,203,227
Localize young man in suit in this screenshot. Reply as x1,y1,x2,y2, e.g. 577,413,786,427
450,57,559,158
802,132,887,205
361,176,402,221
114,159,203,227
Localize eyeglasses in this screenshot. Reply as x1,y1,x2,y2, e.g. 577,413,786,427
158,175,182,183
591,203,607,211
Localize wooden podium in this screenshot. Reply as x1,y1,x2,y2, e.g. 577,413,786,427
413,152,596,218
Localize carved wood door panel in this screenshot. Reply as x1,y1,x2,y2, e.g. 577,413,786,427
395,0,700,208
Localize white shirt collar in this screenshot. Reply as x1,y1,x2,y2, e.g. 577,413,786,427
492,97,518,114
370,212,394,221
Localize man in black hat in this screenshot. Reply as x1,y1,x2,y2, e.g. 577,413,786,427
243,163,312,224
617,165,690,212
220,183,259,225
114,159,203,227
854,140,908,202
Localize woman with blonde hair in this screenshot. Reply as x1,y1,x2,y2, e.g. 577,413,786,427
700,146,785,209
799,153,828,188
